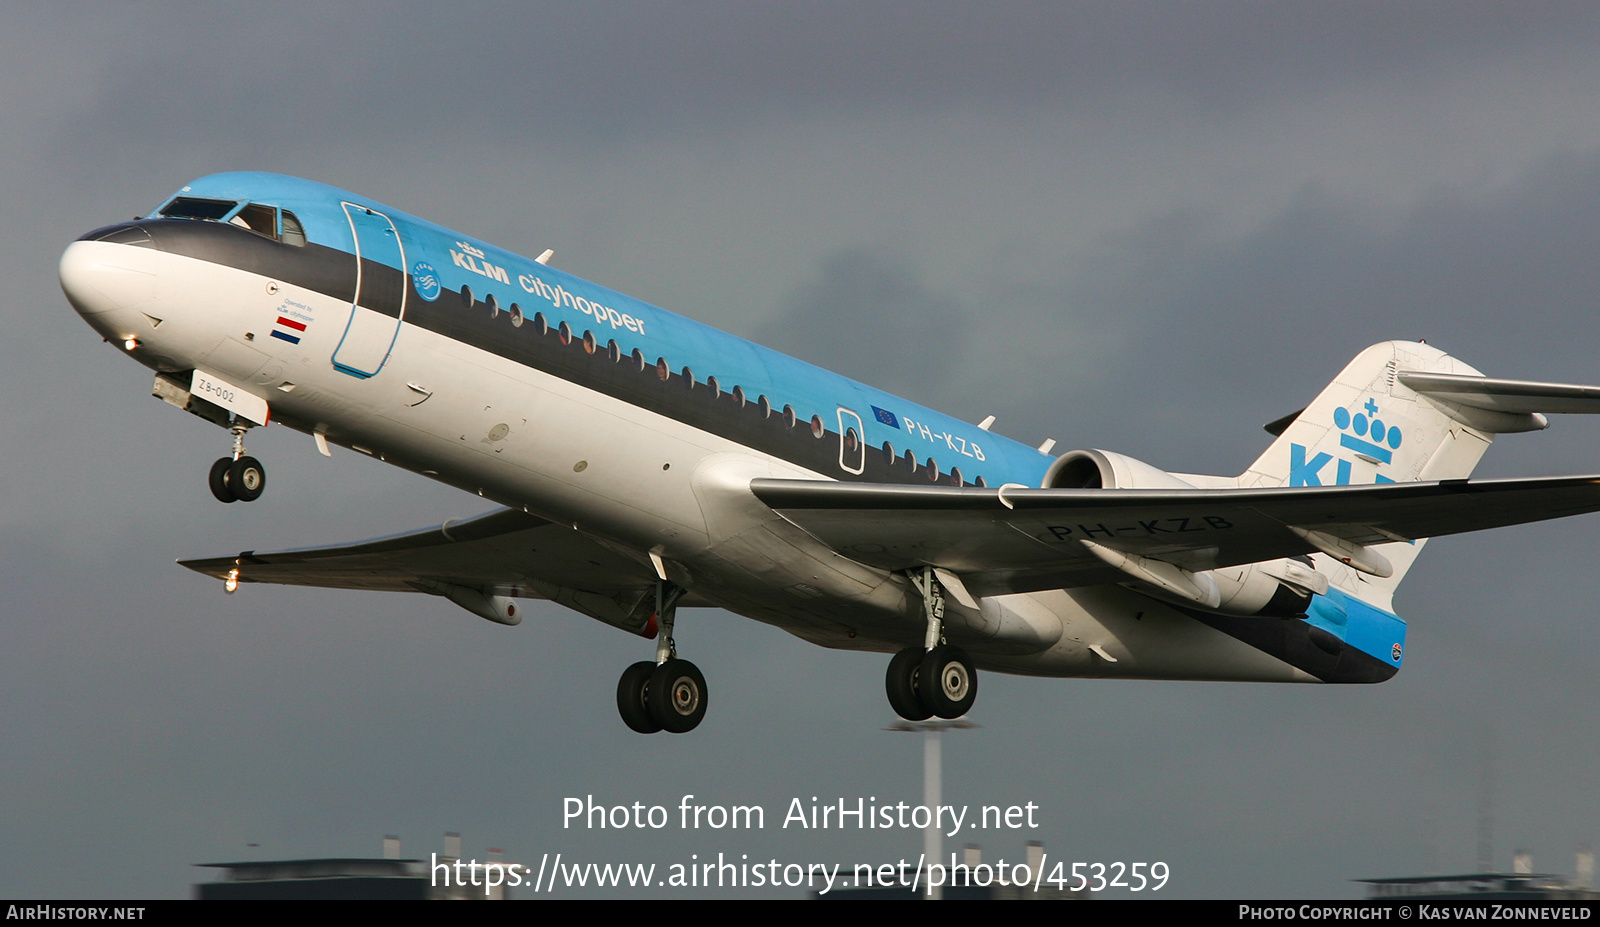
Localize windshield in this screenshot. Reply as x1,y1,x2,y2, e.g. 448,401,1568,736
158,196,236,220
153,196,305,246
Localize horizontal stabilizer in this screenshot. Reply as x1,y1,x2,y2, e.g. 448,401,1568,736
1399,371,1600,417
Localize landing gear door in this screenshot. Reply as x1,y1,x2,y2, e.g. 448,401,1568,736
332,202,407,379
837,407,865,475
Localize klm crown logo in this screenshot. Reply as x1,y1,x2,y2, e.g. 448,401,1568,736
1333,397,1402,464
1288,397,1402,487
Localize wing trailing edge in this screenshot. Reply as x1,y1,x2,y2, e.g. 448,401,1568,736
749,474,1600,597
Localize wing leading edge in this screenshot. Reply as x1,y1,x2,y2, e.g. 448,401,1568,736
749,475,1600,597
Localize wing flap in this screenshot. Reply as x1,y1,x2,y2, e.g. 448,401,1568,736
750,475,1600,594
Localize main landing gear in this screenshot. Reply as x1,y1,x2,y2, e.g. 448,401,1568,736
616,581,708,734
886,567,978,721
209,420,265,503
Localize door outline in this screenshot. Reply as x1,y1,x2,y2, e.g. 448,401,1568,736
837,407,865,475
332,202,408,378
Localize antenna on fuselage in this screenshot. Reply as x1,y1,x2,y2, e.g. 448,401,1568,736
535,249,554,265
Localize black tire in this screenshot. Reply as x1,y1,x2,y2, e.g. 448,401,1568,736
918,645,977,719
648,659,708,733
616,661,662,734
229,456,265,502
208,457,236,503
886,646,932,721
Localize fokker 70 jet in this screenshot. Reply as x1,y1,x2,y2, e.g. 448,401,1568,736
59,172,1600,733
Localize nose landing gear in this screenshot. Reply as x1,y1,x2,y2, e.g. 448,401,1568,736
616,581,708,734
209,421,266,503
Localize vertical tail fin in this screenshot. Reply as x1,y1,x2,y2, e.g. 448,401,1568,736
1239,341,1499,604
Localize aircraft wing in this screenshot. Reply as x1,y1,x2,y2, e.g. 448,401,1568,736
178,507,702,632
749,475,1600,597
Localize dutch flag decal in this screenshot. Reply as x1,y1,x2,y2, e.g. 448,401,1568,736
271,316,307,344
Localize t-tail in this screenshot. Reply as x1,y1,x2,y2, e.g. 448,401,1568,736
1239,340,1600,611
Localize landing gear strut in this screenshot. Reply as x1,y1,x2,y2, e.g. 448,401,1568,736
209,420,265,503
886,567,978,721
616,581,708,734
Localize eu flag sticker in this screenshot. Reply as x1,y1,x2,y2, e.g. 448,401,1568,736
871,406,900,429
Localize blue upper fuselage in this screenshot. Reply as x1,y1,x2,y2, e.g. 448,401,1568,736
159,171,1054,490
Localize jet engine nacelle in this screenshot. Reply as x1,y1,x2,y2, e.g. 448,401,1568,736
1044,449,1328,618
1042,448,1198,490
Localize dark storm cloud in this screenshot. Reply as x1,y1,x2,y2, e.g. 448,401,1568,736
975,149,1600,475
754,248,968,401
8,1,1600,900
46,2,1600,166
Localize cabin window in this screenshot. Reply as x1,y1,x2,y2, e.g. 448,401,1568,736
706,376,721,399
558,321,572,345
782,405,797,429
682,367,696,389
159,196,237,221
509,303,524,327
461,284,474,309
973,475,987,488
844,427,860,454
882,441,896,466
583,331,597,354
731,385,746,409
280,210,307,247
533,312,548,335
656,358,670,382
926,459,940,481
810,415,825,439
759,395,772,418
903,450,918,473
632,348,646,372
607,339,621,363
486,293,500,318
949,466,963,487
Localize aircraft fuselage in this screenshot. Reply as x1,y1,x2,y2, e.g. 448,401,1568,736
60,173,1402,727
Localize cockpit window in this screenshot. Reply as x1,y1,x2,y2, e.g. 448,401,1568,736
280,210,306,247
159,196,237,220
156,197,305,246
230,203,278,237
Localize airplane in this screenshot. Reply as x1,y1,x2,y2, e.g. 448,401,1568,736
59,171,1600,734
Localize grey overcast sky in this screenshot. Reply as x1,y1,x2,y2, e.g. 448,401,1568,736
3,2,1598,899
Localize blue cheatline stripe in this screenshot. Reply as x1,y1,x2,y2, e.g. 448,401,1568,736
270,330,301,344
